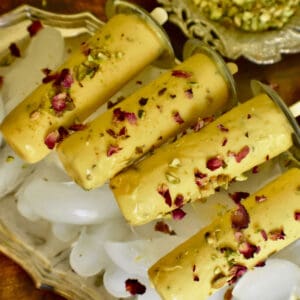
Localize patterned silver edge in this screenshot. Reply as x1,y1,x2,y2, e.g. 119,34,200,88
158,0,300,64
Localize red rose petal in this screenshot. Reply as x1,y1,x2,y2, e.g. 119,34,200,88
294,211,300,221
154,221,176,235
174,194,184,207
255,261,266,267
193,274,200,282
235,145,250,163
260,229,268,241
0,76,3,88
231,204,250,231
107,144,122,157
57,126,69,142
125,112,137,125
194,169,207,187
173,111,184,124
171,70,192,78
9,43,21,57
228,264,247,285
255,195,267,203
229,192,250,204
222,137,228,147
206,156,224,171
252,166,259,174
217,124,229,132
27,20,43,37
171,208,186,220
113,108,137,125
69,123,86,131
269,228,285,240
125,279,146,295
44,131,59,149
184,88,193,99
52,92,67,112
239,241,260,259
157,184,172,207
54,68,73,88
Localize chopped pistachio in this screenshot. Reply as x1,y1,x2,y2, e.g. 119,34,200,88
6,155,14,163
165,172,181,184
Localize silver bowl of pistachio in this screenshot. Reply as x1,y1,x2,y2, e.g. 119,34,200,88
158,0,300,64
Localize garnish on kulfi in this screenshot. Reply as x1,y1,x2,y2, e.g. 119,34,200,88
148,168,300,300
0,12,173,163
110,93,294,225
57,51,235,190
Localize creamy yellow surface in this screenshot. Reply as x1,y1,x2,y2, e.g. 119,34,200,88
57,53,231,190
149,168,300,300
0,13,165,163
111,94,294,225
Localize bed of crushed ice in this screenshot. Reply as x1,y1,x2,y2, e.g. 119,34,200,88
0,25,299,300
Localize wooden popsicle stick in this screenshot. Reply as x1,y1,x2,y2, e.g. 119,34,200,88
150,7,168,25
289,101,300,118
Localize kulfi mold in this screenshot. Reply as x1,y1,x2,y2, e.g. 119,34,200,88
148,168,300,300
0,1,175,163
57,44,237,190
105,0,175,69
111,91,295,225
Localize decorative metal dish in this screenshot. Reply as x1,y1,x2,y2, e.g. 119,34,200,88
158,0,300,64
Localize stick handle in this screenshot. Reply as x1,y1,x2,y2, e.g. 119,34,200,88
150,7,168,25
289,101,300,118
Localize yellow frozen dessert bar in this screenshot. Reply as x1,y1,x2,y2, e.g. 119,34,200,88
148,168,300,300
0,12,172,163
57,51,235,190
111,93,294,225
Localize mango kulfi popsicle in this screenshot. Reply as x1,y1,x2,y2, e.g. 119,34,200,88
57,49,236,190
110,92,295,225
0,5,174,163
148,168,300,300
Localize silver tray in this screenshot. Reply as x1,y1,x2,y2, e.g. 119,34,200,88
158,0,300,64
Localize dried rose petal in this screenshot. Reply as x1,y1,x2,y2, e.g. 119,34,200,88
184,88,193,99
193,274,200,282
125,112,137,125
9,43,21,57
154,221,176,235
106,129,117,138
269,228,285,240
252,166,259,174
113,108,137,125
239,241,260,259
194,169,207,187
0,76,3,88
158,87,167,96
231,204,250,231
52,92,67,112
171,208,186,220
171,70,192,78
228,264,247,285
206,156,224,171
247,114,252,119
107,144,122,157
294,211,300,221
217,124,229,132
173,111,184,124
255,261,266,267
125,279,146,295
235,145,250,163
54,68,73,88
118,126,127,136
27,20,43,37
57,126,69,142
222,138,228,147
138,97,148,106
229,192,250,204
260,229,268,241
69,123,86,131
42,72,59,84
44,131,59,149
157,184,172,207
255,195,267,203
174,194,184,207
